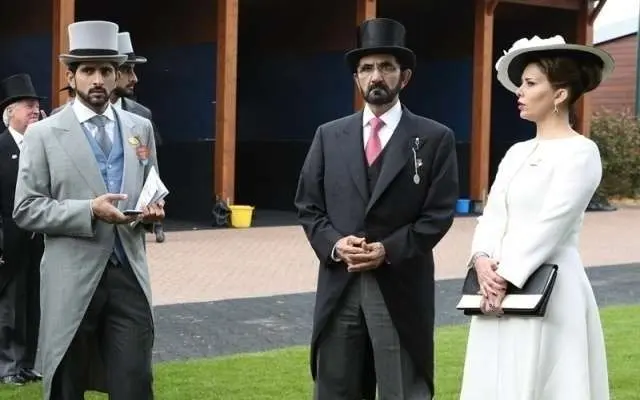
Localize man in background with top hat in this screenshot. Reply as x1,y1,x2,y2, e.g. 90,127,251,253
110,32,165,243
295,18,458,399
12,20,163,400
0,73,45,386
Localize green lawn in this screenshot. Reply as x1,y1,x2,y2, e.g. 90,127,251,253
2,304,638,399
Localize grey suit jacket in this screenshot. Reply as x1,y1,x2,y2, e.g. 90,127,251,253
49,99,73,116
12,104,158,399
122,97,162,146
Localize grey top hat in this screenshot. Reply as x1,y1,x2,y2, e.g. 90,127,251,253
118,32,147,64
59,21,128,66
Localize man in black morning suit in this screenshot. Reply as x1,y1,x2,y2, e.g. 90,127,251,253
0,73,45,385
295,19,459,399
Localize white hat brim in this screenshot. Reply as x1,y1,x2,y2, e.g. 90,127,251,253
496,44,615,93
59,54,128,66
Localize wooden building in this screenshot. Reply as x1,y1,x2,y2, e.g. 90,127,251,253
0,0,605,222
592,15,638,113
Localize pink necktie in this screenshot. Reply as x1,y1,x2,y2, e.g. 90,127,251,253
365,117,384,166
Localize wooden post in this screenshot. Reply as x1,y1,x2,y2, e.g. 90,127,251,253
469,0,498,209
574,1,594,136
354,0,376,111
51,0,75,109
214,0,239,204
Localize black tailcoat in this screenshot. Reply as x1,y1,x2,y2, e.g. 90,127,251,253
0,130,44,372
294,107,459,397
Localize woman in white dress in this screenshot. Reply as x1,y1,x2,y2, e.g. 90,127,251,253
459,36,615,400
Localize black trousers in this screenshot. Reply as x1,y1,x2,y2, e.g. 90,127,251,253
50,261,154,400
0,233,43,376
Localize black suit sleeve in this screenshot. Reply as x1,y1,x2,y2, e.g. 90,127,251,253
381,128,459,265
294,126,342,265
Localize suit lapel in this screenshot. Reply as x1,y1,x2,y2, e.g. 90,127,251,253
366,110,414,213
0,131,20,177
114,109,140,211
53,107,106,196
340,112,368,203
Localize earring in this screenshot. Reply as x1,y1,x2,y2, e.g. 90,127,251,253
553,104,558,114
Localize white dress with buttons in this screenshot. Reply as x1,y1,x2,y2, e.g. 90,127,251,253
459,135,610,400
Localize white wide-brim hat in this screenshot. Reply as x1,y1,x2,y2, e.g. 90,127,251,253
495,35,615,93
59,21,128,66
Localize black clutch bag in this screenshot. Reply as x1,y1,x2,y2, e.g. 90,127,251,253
456,263,558,317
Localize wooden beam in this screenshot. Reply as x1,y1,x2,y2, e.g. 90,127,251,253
574,1,594,136
469,0,497,208
589,0,607,25
498,0,580,10
354,0,376,111
214,0,239,204
51,0,75,109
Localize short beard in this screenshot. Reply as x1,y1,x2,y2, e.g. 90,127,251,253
76,87,110,111
113,86,134,99
361,82,401,106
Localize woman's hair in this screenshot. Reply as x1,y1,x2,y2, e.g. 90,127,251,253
529,55,603,105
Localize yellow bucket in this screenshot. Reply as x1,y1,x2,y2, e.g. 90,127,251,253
229,205,255,228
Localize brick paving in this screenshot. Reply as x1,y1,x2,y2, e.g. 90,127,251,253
146,207,640,306
145,207,640,361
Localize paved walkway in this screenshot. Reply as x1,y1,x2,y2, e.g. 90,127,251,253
152,263,640,362
143,207,640,362
146,207,640,305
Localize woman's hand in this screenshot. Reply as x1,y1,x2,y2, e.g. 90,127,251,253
481,291,505,317
474,256,507,297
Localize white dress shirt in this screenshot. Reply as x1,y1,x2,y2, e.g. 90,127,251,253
362,100,403,150
72,98,117,143
112,97,123,110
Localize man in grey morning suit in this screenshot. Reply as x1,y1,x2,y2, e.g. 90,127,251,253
110,31,165,243
295,18,458,399
12,21,164,400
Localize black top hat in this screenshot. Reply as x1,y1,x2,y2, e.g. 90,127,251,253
0,73,46,112
345,18,416,72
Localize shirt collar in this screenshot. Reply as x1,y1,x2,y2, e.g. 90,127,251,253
112,97,123,110
362,100,403,129
72,97,116,124
7,126,23,147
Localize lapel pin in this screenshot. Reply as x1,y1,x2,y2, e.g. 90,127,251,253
11,154,17,159
412,137,422,185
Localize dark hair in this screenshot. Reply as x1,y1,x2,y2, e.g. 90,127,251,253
523,54,603,105
66,62,119,74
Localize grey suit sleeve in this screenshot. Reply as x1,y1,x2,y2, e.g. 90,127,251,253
12,125,94,237
145,109,162,147
140,119,160,233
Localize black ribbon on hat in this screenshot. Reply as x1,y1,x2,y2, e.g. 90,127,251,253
68,49,120,56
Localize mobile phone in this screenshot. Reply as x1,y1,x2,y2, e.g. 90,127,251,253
123,210,143,216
